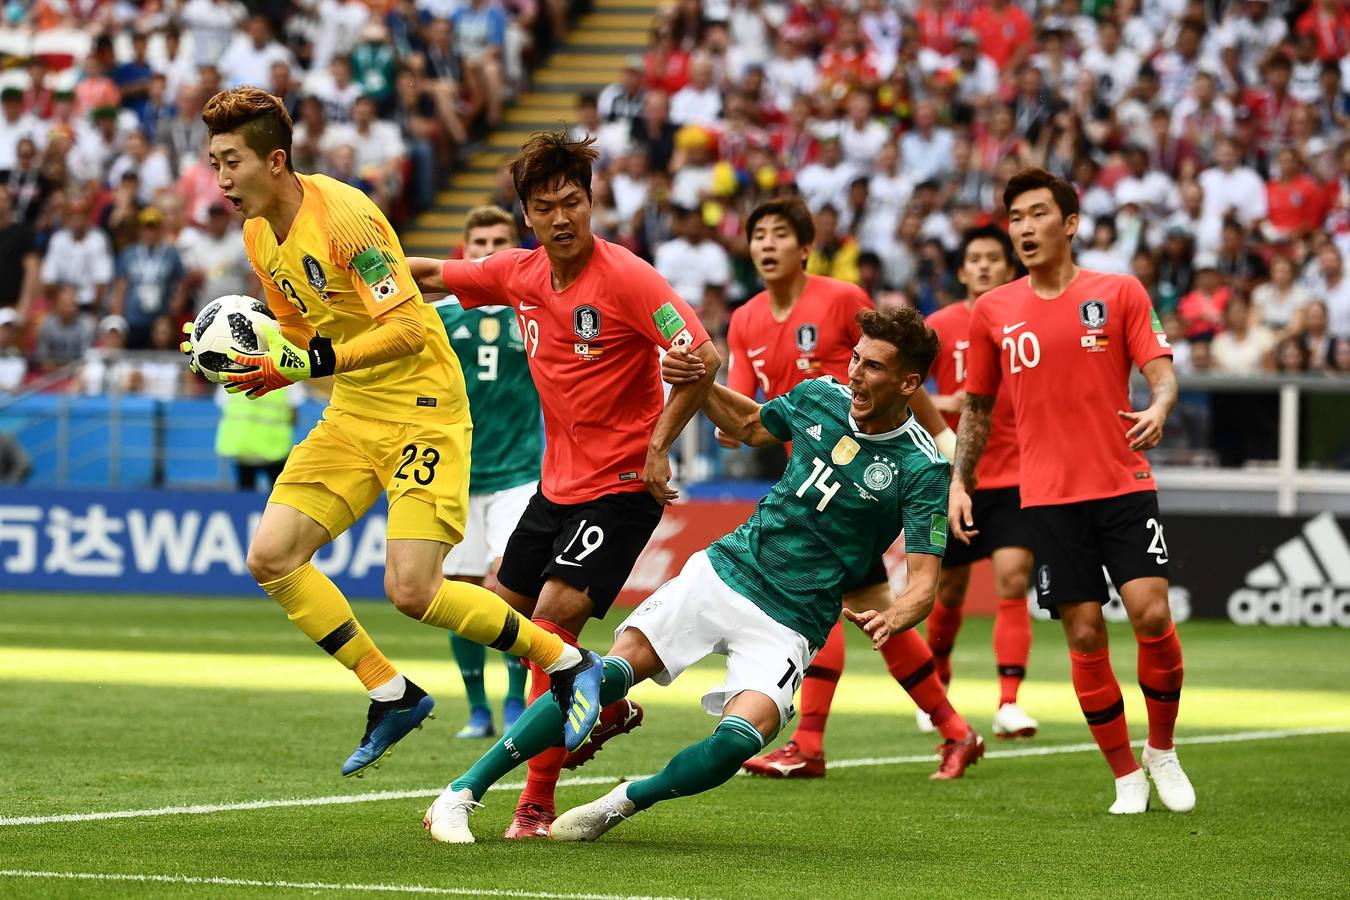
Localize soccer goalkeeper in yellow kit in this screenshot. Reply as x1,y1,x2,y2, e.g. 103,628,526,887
188,87,603,776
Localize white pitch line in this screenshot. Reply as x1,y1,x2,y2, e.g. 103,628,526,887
0,870,691,900
2,726,1344,828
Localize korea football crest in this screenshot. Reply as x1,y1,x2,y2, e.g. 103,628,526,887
573,305,602,340
796,323,819,352
1079,299,1107,329
302,255,326,292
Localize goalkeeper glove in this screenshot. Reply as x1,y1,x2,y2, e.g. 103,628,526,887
224,321,336,398
179,321,200,374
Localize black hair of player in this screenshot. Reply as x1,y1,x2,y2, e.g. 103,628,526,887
959,224,1016,270
857,306,940,382
1003,167,1080,219
746,197,815,248
510,130,598,205
201,86,295,173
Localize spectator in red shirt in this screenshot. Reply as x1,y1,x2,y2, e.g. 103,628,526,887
644,22,691,95
969,0,1034,71
1178,256,1233,340
818,15,881,92
914,0,966,55
1243,53,1300,147
1266,147,1328,240
1295,0,1350,62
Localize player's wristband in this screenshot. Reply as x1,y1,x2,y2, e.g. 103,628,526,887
935,428,957,463
307,337,337,378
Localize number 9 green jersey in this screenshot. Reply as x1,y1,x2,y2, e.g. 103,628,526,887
706,376,951,648
436,300,543,494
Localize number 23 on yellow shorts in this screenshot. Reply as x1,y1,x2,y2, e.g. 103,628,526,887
270,407,471,545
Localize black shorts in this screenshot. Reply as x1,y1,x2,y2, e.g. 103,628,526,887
1023,491,1171,614
942,486,1031,569
495,488,664,617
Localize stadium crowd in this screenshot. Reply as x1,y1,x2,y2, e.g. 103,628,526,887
0,0,567,394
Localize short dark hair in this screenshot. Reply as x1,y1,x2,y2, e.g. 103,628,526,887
1003,167,1079,218
746,197,815,247
959,224,1015,268
857,306,941,380
510,130,598,205
201,87,295,172
464,204,517,241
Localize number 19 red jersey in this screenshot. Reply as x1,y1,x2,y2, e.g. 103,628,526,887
926,300,1019,490
964,270,1172,508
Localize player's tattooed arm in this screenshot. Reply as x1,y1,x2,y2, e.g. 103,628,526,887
1119,357,1177,452
953,392,994,491
700,383,782,448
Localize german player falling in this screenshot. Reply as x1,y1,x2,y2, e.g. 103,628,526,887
922,225,1039,739
953,168,1193,814
432,207,540,740
185,88,601,778
409,132,721,838
663,198,983,780
424,306,951,844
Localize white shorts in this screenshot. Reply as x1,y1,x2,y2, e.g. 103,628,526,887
615,550,813,736
442,480,537,578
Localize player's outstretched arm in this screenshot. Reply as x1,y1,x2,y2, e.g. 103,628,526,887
845,552,941,649
407,256,448,295
699,382,782,448
644,340,722,505
1118,356,1177,452
950,392,994,543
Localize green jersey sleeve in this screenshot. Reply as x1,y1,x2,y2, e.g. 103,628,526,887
900,459,952,557
759,377,832,442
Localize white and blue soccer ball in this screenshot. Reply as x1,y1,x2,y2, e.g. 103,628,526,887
189,295,277,384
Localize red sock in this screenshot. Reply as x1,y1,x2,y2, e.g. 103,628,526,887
883,629,970,742
518,619,575,814
993,599,1032,706
1070,647,1138,777
924,602,963,685
792,619,845,757
1136,622,1183,751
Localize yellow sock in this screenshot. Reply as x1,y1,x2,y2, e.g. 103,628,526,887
420,579,565,670
261,562,397,690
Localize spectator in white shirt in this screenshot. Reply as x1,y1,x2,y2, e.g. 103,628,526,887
1081,19,1142,105
598,58,646,125
1158,181,1224,256
0,88,46,172
1252,254,1313,335
945,31,1000,107
179,0,247,66
1212,293,1277,374
669,55,723,128
180,203,256,312
653,206,731,329
795,136,858,213
1115,145,1179,221
107,130,173,204
309,0,370,70
1197,137,1269,227
1308,245,1350,337
218,15,297,89
306,56,364,125
763,30,818,112
1222,0,1287,84
42,195,114,313
838,91,890,169
1153,19,1208,107
899,100,956,185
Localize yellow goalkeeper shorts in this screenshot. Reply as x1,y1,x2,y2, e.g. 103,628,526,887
270,406,471,545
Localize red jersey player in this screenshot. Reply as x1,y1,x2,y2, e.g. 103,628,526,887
923,224,1039,739
954,168,1193,815
664,197,983,780
411,132,720,837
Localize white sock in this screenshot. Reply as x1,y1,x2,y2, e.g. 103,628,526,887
542,643,582,674
369,673,407,702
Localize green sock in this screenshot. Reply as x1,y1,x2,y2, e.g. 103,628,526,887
450,633,489,712
451,656,635,800
503,652,527,704
626,716,764,811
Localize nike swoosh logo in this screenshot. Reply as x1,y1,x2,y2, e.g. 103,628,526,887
553,555,582,567
747,346,767,358
519,302,538,310
1003,321,1027,334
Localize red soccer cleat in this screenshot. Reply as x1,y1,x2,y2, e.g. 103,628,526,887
931,731,985,780
562,699,644,770
741,741,826,779
503,802,554,839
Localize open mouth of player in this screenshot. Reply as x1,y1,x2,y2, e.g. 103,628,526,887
758,255,779,273
224,194,243,212
851,388,869,412
1020,240,1038,257
553,232,574,245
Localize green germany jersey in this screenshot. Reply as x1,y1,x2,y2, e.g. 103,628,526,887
706,376,951,649
436,300,542,494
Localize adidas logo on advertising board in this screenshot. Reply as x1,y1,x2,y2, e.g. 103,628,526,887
1228,512,1350,627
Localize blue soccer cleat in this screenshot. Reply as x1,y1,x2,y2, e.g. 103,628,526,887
502,697,525,731
342,681,435,777
456,706,495,740
551,650,603,752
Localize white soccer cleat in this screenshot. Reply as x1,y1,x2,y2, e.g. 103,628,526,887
549,783,637,842
1143,744,1196,813
424,786,481,843
992,703,1039,739
915,708,937,734
1109,768,1150,815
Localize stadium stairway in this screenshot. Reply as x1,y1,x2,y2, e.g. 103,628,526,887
400,0,659,257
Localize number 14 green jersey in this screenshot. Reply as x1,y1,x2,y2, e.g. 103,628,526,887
436,300,542,494
706,376,951,648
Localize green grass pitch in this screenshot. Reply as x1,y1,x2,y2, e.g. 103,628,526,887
1,593,1348,899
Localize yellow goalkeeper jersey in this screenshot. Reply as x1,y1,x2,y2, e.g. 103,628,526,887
242,173,468,425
